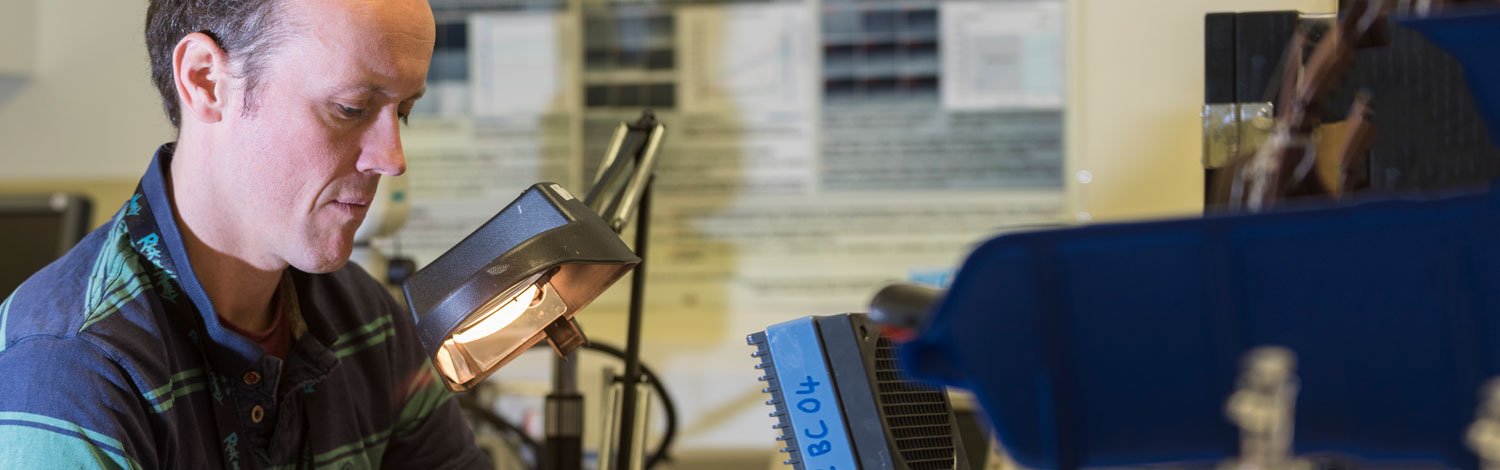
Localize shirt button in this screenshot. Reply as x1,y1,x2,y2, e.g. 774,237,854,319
251,405,265,424
243,371,261,385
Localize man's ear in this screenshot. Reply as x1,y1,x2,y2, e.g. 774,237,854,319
172,32,231,125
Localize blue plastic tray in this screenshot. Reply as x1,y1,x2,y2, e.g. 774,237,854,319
1402,9,1500,144
903,186,1500,468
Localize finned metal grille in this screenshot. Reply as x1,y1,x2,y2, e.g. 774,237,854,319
749,332,804,469
874,336,956,469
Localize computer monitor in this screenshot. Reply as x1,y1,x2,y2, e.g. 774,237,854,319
0,193,92,296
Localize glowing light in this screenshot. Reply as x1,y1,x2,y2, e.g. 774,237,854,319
452,283,541,344
434,281,572,387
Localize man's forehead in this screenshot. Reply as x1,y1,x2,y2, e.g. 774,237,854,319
276,0,435,94
289,0,435,20
288,0,436,47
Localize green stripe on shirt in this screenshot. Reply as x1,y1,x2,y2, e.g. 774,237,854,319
149,382,208,414
0,412,143,470
141,369,209,415
395,365,454,437
312,428,391,467
334,324,396,359
141,368,204,402
332,314,393,347
81,220,150,332
328,314,396,359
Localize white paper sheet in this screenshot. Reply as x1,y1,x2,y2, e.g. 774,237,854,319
469,11,576,117
640,192,1066,317
677,3,817,116
941,0,1065,111
396,117,577,263
672,3,820,196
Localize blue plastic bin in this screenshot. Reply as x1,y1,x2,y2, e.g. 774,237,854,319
1402,9,1500,143
903,186,1500,468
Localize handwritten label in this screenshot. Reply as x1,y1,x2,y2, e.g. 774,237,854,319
765,317,857,469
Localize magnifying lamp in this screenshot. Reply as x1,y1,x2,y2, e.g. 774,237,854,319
403,183,641,391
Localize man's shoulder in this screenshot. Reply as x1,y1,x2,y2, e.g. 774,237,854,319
2,216,179,381
3,216,153,342
0,333,159,469
2,245,212,465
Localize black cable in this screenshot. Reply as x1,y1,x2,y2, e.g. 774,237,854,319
457,342,680,469
582,341,679,469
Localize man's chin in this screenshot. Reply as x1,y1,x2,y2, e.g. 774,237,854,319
290,244,354,274
296,257,350,274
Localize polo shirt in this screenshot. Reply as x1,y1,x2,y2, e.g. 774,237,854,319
0,145,488,469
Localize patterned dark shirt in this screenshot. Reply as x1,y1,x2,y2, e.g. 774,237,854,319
0,145,488,469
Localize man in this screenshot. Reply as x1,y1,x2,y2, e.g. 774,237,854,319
0,0,489,467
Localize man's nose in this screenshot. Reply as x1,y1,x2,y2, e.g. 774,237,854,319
357,111,407,176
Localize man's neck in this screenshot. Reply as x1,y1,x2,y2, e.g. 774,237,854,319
168,140,285,333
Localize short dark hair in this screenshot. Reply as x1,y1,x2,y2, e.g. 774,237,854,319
145,0,290,129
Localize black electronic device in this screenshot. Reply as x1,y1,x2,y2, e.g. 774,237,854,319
748,313,971,470
0,193,92,296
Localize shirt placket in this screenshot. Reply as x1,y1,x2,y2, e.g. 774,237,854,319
238,356,285,466
265,333,341,467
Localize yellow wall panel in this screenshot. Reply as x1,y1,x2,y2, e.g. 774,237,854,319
1065,0,1337,222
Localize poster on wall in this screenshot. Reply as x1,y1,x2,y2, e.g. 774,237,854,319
390,0,1067,450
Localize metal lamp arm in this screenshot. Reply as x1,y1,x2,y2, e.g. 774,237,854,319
584,112,666,234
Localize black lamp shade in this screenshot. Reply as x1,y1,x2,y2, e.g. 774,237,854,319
403,183,640,391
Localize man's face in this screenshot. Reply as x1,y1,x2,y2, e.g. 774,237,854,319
210,0,435,273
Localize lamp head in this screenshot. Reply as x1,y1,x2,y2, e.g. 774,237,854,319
403,183,640,391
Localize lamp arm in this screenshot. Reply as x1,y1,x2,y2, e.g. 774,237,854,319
583,111,666,234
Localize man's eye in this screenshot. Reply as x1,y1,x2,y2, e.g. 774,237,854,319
399,113,410,126
337,104,366,118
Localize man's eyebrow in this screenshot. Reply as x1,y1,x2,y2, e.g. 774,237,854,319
337,84,426,101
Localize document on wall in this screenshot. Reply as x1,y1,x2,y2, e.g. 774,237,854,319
396,117,577,263
821,102,1064,191
627,192,1066,321
670,3,820,196
615,113,820,196
469,11,577,118
677,3,817,116
940,0,1064,111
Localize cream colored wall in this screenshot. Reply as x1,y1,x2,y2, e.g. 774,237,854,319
0,0,175,182
1065,0,1337,222
0,0,167,226
2,0,1342,224
0,0,36,77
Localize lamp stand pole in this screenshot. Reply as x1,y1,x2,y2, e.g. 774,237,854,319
544,111,662,470
541,179,653,470
543,175,657,470
612,176,653,470
543,358,584,470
